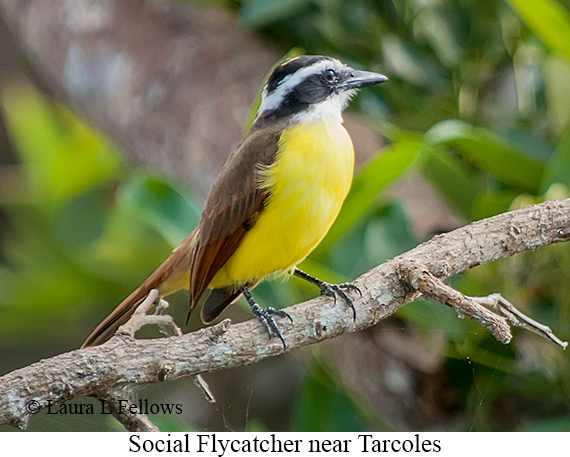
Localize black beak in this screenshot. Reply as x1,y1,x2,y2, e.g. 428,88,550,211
341,70,388,89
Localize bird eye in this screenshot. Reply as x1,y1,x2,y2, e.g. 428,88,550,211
323,69,336,83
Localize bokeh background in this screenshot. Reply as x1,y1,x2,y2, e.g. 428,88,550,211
1,0,570,432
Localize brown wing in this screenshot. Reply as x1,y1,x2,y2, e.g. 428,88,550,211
188,127,282,315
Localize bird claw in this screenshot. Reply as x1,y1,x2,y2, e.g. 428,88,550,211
319,282,361,320
251,304,292,349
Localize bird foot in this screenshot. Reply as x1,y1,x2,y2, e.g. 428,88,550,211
240,286,292,349
251,304,292,349
319,282,362,320
293,268,361,320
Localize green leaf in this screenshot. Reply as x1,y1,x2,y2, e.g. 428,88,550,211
506,0,570,61
544,55,570,135
240,0,310,29
326,202,418,279
1,83,122,203
413,5,465,68
293,361,367,432
396,296,465,341
470,189,520,220
54,187,108,247
542,129,570,189
314,139,421,255
381,34,443,86
117,172,201,247
425,120,545,193
420,144,478,218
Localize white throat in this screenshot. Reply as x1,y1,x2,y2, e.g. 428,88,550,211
291,90,355,125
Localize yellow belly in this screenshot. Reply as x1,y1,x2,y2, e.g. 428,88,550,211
210,120,354,288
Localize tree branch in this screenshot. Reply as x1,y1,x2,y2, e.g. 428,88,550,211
0,198,568,430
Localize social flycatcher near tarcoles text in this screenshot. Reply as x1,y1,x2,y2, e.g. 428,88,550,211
82,55,388,349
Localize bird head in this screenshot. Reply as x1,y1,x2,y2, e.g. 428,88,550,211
255,55,387,126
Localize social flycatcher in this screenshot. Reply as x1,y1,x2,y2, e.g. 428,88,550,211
82,55,387,348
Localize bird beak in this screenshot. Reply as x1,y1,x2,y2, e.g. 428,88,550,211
342,70,388,89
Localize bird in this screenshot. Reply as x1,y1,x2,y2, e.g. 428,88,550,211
81,55,387,349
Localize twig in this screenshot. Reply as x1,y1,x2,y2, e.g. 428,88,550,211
193,375,216,404
469,293,568,349
115,289,216,408
403,260,513,344
117,289,183,340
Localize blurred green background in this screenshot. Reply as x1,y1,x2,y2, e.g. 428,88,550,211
1,0,570,432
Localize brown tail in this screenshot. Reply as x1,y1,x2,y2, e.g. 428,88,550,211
81,231,197,348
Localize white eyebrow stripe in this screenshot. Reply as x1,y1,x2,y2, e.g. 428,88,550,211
257,58,342,114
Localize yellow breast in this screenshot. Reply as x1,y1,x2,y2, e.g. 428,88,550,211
211,120,354,287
